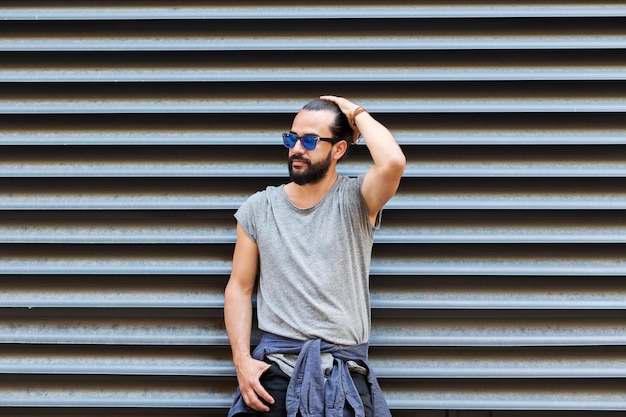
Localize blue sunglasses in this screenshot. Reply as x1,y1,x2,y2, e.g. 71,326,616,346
282,132,342,151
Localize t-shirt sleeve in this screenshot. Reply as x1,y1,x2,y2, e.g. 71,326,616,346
234,192,262,243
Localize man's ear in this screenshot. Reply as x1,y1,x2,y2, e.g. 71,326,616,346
333,140,349,160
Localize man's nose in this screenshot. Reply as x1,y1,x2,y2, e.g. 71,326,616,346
292,138,307,152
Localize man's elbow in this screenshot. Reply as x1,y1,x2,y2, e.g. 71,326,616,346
386,152,406,178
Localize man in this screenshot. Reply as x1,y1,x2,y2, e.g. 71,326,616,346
225,95,406,417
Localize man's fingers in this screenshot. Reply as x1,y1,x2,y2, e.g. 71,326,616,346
239,361,275,412
242,390,270,412
242,382,274,412
255,382,275,406
253,365,275,406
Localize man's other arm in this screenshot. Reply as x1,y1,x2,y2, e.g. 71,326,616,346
224,223,274,412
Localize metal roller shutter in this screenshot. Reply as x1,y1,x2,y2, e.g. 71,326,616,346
2,2,626,416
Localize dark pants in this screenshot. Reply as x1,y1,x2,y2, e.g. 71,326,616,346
259,361,373,417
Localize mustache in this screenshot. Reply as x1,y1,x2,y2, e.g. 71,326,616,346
289,155,311,164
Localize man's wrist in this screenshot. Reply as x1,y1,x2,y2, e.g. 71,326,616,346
348,106,368,130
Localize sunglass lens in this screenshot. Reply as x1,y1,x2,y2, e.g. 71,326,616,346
301,136,317,150
282,133,297,148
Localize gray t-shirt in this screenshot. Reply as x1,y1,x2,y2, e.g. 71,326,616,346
234,175,380,346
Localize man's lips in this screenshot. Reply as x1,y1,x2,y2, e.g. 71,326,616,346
290,156,310,168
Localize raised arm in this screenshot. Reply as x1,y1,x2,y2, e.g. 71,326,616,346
224,223,274,412
321,95,406,224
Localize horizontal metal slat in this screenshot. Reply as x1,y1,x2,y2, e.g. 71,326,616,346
4,243,626,276
3,95,626,115
371,243,626,276
1,24,625,52
8,223,626,245
1,112,625,146
371,275,626,310
1,145,625,178
2,178,626,210
397,226,626,243
3,344,626,380
0,223,211,244
0,409,221,417
393,178,626,210
2,49,626,89
371,258,626,276
3,254,619,276
0,375,233,408
0,314,227,346
2,377,626,411
4,50,626,83
3,4,626,20
3,82,626,113
370,346,626,379
0,345,232,377
0,275,227,309
3,210,626,245
0,113,287,146
390,194,626,211
384,379,626,411
2,126,625,146
4,210,626,244
1,130,625,146
0,310,624,347
0,211,235,244
4,376,626,411
2,274,625,310
4,345,626,380
379,210,626,244
0,254,275,275
372,311,626,347
7,66,626,83
5,67,626,83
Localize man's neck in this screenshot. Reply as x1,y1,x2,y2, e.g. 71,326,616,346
285,172,339,209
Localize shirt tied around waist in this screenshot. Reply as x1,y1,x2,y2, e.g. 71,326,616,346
227,332,391,417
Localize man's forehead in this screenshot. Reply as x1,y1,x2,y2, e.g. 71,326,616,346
292,109,335,132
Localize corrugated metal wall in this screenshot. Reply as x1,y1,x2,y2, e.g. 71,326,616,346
2,2,626,416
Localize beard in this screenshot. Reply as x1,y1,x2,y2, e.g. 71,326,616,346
288,150,332,185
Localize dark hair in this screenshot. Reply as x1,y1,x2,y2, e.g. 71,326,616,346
302,99,354,144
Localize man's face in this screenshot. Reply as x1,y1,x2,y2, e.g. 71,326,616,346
287,110,336,185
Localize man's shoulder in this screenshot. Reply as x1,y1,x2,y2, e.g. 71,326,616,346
242,184,283,206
